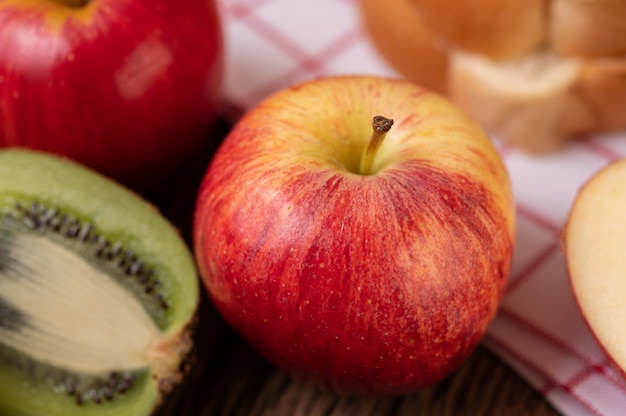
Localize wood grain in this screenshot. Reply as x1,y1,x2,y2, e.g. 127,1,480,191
154,295,559,416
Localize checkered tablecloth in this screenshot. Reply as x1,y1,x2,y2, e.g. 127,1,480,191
216,1,626,414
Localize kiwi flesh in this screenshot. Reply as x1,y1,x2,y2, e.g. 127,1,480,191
0,149,199,416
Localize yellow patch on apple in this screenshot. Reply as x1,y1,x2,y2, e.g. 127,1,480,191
1,0,100,31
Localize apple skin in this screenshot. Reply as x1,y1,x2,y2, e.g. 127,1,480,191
193,75,515,396
0,0,222,188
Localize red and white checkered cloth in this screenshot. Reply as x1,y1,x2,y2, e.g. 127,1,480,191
216,1,626,414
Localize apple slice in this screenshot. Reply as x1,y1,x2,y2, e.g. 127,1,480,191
564,159,626,375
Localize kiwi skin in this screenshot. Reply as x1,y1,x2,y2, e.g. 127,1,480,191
0,148,199,416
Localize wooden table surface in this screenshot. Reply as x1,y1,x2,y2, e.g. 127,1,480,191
155,296,560,416
148,119,561,416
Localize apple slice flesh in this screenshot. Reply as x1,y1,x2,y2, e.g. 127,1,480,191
565,159,626,373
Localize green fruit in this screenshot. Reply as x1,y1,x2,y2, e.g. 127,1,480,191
0,149,199,416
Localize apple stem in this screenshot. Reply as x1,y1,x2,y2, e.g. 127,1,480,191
58,0,89,7
359,115,394,175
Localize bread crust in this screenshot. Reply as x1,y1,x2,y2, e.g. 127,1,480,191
551,0,626,58
409,0,546,59
569,59,626,134
358,0,448,93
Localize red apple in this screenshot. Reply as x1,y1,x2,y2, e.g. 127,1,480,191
193,75,515,396
0,0,222,188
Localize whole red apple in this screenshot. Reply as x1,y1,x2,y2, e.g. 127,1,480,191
193,75,515,396
0,0,222,188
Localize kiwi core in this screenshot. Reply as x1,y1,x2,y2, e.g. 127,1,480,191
0,231,159,374
0,201,179,406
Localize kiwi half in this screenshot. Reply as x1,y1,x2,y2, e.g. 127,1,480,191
0,149,199,415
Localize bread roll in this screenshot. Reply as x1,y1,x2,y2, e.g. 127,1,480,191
358,0,626,152
409,0,545,59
